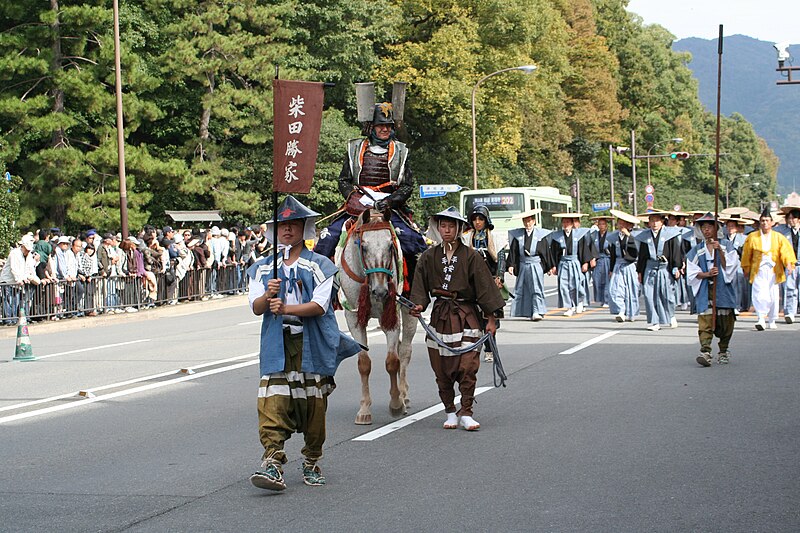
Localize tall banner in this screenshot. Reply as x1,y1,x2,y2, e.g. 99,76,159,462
273,79,325,194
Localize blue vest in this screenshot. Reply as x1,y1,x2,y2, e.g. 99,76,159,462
247,248,361,377
686,239,738,313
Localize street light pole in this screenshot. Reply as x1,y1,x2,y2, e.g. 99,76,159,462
609,145,629,213
471,65,537,190
646,137,683,186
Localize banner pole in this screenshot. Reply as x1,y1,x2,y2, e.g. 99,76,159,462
712,25,723,329
273,66,280,281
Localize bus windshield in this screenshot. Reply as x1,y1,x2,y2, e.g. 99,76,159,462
463,192,524,216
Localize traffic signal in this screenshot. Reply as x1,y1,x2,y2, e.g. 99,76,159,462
670,151,690,161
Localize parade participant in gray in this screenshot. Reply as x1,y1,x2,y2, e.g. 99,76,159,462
507,208,552,321
607,210,641,322
635,211,684,331
590,215,612,307
548,213,591,316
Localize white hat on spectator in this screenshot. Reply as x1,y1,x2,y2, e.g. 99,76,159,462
116,232,122,241
128,236,140,245
220,228,229,237
19,235,35,250
210,226,221,236
174,233,184,244
57,236,71,244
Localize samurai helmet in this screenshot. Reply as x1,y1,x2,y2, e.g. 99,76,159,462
469,205,494,230
372,102,395,126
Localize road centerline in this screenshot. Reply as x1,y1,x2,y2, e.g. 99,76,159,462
559,330,620,355
352,386,493,442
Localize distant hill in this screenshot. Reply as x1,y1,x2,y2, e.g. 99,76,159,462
674,35,800,194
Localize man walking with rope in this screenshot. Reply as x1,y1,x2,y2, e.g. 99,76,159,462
409,207,505,431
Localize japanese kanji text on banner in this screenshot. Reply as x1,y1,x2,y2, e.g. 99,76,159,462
272,80,325,194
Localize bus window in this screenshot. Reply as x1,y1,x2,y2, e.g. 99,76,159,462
464,192,524,215
539,200,568,230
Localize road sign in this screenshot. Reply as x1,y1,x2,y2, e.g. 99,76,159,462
419,184,462,199
644,184,654,194
644,193,654,203
673,204,681,211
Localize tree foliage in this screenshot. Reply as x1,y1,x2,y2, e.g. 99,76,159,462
0,0,780,237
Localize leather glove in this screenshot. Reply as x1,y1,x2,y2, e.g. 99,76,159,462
375,199,389,211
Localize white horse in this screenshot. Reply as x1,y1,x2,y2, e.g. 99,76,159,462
336,209,417,425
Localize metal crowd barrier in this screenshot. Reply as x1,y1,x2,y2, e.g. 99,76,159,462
0,263,249,325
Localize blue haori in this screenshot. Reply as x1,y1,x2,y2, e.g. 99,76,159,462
247,247,362,378
508,228,551,317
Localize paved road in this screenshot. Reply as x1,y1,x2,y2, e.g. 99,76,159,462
1,286,799,532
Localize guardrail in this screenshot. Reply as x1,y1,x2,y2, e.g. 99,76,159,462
1,263,249,326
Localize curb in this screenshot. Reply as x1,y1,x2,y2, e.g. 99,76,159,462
0,295,248,340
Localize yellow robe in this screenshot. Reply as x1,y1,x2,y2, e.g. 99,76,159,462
741,230,797,284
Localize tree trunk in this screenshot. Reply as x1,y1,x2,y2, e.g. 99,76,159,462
197,22,214,161
50,0,67,225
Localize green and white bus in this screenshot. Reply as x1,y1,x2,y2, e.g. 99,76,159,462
460,186,573,248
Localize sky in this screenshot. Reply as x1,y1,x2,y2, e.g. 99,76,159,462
626,0,800,45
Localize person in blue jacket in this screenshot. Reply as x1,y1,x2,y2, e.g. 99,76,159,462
247,195,361,491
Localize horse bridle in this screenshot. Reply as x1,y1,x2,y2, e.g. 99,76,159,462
341,218,399,284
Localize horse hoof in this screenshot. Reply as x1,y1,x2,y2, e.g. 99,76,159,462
389,405,406,417
355,414,372,425
404,398,411,407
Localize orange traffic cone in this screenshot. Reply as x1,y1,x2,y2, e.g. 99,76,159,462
13,307,35,362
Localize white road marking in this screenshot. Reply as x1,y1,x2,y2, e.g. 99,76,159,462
34,339,152,360
0,352,258,419
237,319,261,326
352,386,493,442
559,331,619,355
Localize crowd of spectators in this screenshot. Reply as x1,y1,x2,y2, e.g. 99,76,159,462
0,223,274,325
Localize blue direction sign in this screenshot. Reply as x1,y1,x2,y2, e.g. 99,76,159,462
591,201,619,212
644,193,655,203
419,184,463,199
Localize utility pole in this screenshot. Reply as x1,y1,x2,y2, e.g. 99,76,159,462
631,130,638,215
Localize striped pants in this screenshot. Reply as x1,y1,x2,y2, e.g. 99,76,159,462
257,330,335,463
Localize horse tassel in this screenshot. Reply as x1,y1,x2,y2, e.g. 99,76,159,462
380,280,399,330
357,281,371,327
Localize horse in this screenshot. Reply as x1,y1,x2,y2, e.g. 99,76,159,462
336,208,417,425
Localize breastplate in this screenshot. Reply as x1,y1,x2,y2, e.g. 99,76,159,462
359,150,391,187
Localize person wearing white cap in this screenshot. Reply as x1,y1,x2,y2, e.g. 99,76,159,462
548,213,591,316
741,207,797,330
0,235,40,325
507,208,552,321
635,211,684,331
607,210,641,322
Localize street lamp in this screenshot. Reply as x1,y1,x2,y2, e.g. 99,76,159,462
646,137,683,185
609,145,629,213
726,173,749,208
471,65,538,190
